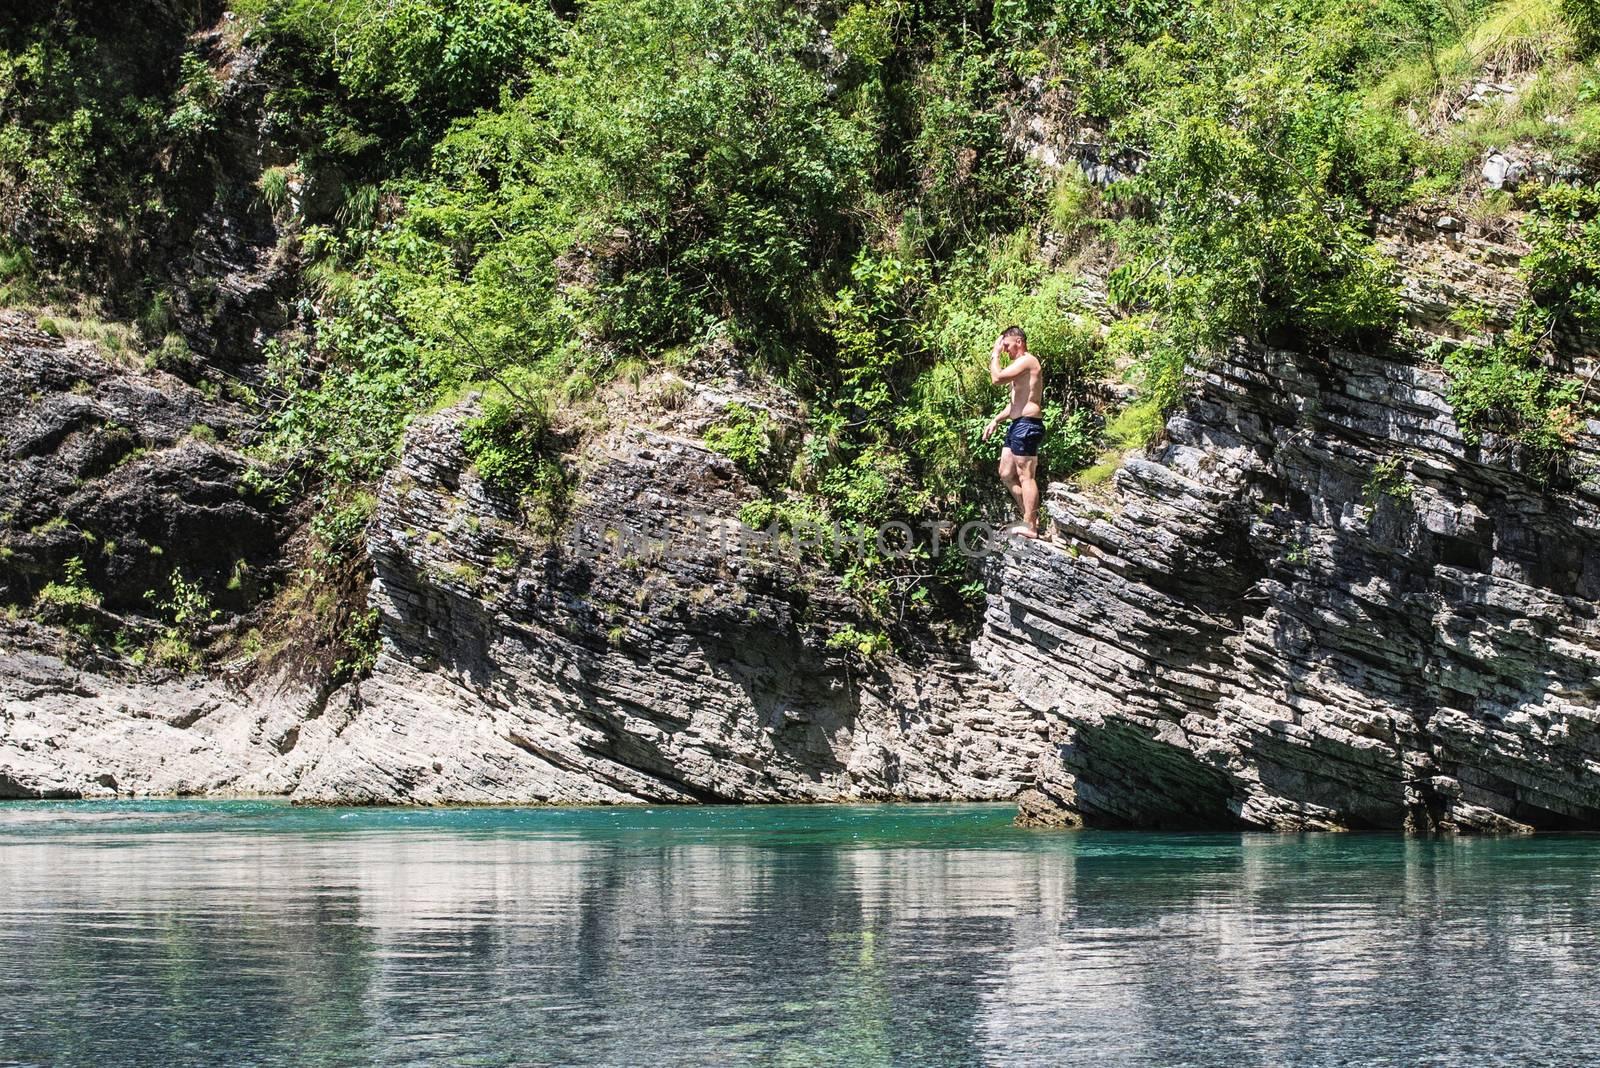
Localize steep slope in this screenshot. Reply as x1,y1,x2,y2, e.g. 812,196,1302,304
291,376,1045,803
7,212,1600,830
5,2,1600,832
989,217,1600,832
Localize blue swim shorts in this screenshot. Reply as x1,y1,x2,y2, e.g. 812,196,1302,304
1003,416,1045,457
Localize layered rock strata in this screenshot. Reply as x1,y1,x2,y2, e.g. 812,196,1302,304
992,220,1600,832
5,219,1599,832
292,386,1045,804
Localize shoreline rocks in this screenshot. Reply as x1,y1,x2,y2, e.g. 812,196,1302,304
5,219,1600,831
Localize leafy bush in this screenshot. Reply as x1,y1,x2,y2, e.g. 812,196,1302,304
35,556,100,627
255,269,436,487
310,490,377,563
145,569,220,671
1113,20,1404,351
1364,456,1414,507
1444,183,1596,479
1444,340,1584,477
1046,407,1103,476
825,623,892,660
704,404,778,480
1523,182,1600,330
835,2,900,70
461,395,570,531
250,0,558,173
333,607,381,682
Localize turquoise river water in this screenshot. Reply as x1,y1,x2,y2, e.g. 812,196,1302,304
1,801,1598,1066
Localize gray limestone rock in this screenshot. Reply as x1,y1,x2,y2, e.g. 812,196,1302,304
290,394,1046,804
0,625,328,799
989,339,1600,832
4,212,1598,832
1481,151,1528,190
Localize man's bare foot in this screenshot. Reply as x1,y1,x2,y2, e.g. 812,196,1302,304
1003,522,1037,539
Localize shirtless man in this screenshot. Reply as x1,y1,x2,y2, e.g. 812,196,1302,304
981,326,1045,538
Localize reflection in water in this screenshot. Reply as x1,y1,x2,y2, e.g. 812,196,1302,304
2,802,1598,1066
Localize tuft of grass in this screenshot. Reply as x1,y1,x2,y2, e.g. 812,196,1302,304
25,305,143,358
258,165,296,215
656,375,689,410
148,333,195,373
438,561,483,589
1466,189,1521,238
1077,397,1166,487
1372,0,1571,114
138,292,173,338
615,358,648,389
1049,168,1099,240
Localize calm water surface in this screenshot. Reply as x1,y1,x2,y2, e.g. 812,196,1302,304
1,801,1598,1067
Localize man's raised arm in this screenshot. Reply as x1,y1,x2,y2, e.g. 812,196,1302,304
988,334,1007,384
989,338,1033,385
991,354,1034,385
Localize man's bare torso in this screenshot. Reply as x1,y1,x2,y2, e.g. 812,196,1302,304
1007,355,1043,419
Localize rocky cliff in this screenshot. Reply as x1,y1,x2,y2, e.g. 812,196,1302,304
991,217,1600,833
0,346,1047,805
992,340,1600,832
289,374,1046,804
4,204,1599,829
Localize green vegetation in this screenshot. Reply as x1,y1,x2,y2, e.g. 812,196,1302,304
705,404,778,480
825,624,893,661
460,395,570,533
1365,456,1416,507
1443,182,1596,478
1445,343,1585,475
145,569,220,671
7,0,1600,646
333,607,381,681
309,489,377,565
35,556,101,632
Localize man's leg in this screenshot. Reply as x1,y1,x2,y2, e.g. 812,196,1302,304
1015,455,1040,537
998,449,1024,516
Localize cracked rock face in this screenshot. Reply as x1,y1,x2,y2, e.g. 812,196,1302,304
0,313,313,801
0,625,330,800
4,214,1598,831
986,335,1600,832
290,389,1046,804
0,313,286,620
983,218,1600,833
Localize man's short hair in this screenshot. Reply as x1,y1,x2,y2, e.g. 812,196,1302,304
1001,325,1026,345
